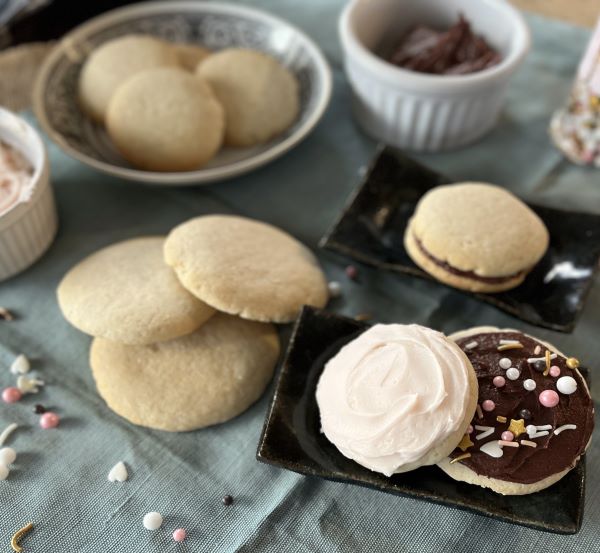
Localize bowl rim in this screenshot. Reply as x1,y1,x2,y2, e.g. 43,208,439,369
338,0,531,91
0,107,50,226
32,0,333,186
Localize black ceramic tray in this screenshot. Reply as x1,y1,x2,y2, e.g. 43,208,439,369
319,146,600,333
257,306,587,534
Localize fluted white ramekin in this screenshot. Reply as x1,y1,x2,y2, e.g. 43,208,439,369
339,0,531,151
0,108,57,282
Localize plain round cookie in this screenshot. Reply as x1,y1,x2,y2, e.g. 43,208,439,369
404,183,549,293
106,67,224,171
164,215,328,323
57,237,215,345
197,48,299,146
438,326,594,495
90,313,280,431
78,34,179,123
173,43,211,71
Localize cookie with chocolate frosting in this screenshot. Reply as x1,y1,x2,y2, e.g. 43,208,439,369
438,326,594,495
404,183,549,292
316,324,478,476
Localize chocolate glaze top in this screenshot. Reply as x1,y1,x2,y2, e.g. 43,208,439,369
451,331,594,485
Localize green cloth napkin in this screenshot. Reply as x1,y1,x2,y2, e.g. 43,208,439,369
0,2,598,551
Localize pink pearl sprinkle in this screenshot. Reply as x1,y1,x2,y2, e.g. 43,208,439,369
539,390,560,408
345,265,358,280
501,431,514,442
40,412,60,429
2,387,22,403
482,400,495,412
549,365,561,378
467,425,474,434
173,528,187,542
492,376,506,388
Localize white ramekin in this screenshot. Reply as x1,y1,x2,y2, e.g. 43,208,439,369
0,108,57,282
339,0,531,151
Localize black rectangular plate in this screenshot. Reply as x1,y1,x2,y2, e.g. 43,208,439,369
257,306,586,534
319,146,600,332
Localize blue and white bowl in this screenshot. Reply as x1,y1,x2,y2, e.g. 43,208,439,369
33,1,332,185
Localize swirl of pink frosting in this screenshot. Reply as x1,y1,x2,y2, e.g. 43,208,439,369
316,324,473,476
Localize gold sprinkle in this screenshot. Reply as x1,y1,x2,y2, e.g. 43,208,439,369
10,523,33,553
498,440,519,448
457,434,474,452
507,418,527,438
354,313,372,322
497,343,524,351
476,404,483,419
0,307,13,321
544,350,551,376
566,357,580,369
496,416,507,423
521,440,537,448
450,453,471,464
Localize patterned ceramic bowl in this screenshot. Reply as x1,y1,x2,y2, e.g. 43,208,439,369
33,1,332,185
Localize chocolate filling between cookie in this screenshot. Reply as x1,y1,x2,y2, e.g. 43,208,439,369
413,234,525,284
450,332,594,485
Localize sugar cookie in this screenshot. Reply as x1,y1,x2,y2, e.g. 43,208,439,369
404,183,549,293
164,215,328,323
438,326,594,495
173,43,211,71
316,323,478,476
106,67,224,171
78,34,179,123
197,48,299,146
57,237,214,344
90,313,280,431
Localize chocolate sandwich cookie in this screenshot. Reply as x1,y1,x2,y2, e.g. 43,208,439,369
437,326,594,495
404,183,549,293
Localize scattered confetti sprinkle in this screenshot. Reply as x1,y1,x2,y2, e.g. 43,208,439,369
39,412,60,429
549,365,561,378
507,419,526,438
520,440,537,448
479,441,503,458
107,461,128,482
557,376,577,395
143,512,163,530
554,424,577,435
222,495,234,506
2,387,22,404
327,281,342,298
544,350,552,376
527,354,557,364
33,404,46,414
500,431,514,442
523,379,536,391
10,522,33,553
0,307,14,321
496,416,507,423
16,376,44,394
476,404,483,419
497,343,523,351
0,424,18,447
354,313,372,322
173,528,187,542
0,447,17,465
0,465,8,480
492,376,505,388
539,389,559,408
519,409,531,421
464,341,478,350
450,453,471,464
10,355,29,375
482,400,495,412
566,357,580,369
345,265,358,280
498,440,519,448
533,345,541,355
499,358,512,369
499,340,522,346
506,368,520,381
475,426,494,440
457,434,474,451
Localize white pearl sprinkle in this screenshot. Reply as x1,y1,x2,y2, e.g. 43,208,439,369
523,379,536,391
499,358,512,369
0,447,16,465
0,465,9,481
143,512,163,530
327,281,342,298
556,376,577,395
506,368,520,380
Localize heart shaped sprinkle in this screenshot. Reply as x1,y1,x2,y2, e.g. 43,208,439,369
107,461,128,482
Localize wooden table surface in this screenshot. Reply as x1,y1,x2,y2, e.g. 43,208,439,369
513,0,598,28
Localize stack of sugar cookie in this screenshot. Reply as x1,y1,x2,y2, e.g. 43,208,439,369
57,215,328,431
78,34,300,171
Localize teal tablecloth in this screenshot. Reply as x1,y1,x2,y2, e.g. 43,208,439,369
1,2,599,551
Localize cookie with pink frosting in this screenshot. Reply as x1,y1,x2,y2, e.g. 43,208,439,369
315,323,478,476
